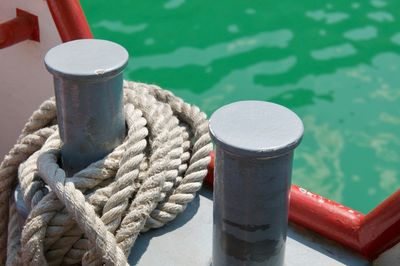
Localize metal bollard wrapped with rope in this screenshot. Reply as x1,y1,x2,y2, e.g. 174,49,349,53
0,81,212,265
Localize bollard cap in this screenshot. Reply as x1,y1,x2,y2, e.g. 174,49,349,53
44,39,129,80
209,101,304,158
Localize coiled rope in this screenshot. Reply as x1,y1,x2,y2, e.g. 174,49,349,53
0,81,212,265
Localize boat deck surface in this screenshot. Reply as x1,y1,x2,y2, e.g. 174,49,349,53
130,188,370,266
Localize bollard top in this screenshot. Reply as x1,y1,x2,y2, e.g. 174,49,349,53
209,101,304,158
44,39,129,80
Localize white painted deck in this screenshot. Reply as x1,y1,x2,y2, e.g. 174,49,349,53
129,189,370,266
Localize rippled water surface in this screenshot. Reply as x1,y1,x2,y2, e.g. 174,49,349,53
81,0,400,213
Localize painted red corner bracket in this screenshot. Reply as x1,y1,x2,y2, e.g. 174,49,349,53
0,9,39,49
204,151,400,261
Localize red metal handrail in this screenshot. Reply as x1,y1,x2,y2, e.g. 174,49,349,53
46,0,92,42
360,189,400,258
289,185,363,252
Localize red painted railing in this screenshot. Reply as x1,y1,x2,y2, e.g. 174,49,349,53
46,0,92,42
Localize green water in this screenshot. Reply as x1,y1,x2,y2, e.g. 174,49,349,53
81,0,400,214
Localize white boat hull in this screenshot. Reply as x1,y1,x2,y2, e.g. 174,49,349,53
0,0,61,158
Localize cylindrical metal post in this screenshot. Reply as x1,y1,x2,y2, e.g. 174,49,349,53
44,39,128,175
15,39,129,220
209,101,304,266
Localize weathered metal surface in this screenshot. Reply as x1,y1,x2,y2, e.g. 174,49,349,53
132,189,370,266
209,101,303,266
44,39,128,175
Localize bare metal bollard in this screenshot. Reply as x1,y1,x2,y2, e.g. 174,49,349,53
209,101,304,266
15,39,128,220
44,39,128,175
